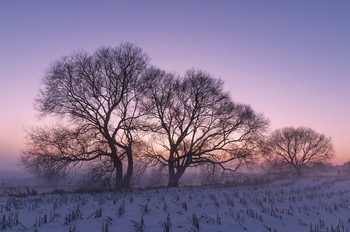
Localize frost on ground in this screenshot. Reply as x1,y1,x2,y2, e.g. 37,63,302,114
1,176,350,232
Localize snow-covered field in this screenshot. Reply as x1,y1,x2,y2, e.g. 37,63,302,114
1,176,350,232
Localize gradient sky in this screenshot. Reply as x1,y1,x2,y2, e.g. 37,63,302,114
1,1,349,170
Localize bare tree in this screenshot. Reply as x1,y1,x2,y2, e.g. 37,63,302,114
142,68,268,187
21,43,149,189
263,127,334,176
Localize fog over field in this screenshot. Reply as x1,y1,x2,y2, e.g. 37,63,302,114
2,174,350,232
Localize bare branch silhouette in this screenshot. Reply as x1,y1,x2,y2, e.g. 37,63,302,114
142,68,268,187
262,127,334,176
21,43,150,189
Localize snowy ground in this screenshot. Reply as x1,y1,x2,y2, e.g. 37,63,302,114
1,176,350,232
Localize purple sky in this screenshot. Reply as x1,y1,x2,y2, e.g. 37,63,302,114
1,1,349,170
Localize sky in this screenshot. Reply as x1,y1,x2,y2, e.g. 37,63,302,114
0,1,349,170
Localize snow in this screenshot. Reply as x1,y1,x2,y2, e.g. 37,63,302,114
1,176,350,231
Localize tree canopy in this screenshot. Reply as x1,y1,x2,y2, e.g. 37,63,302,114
263,127,334,175
23,43,150,188
142,68,268,186
21,42,335,189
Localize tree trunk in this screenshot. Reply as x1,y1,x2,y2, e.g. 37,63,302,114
115,160,123,189
167,165,186,187
168,162,178,187
294,166,303,176
123,147,133,188
168,174,180,187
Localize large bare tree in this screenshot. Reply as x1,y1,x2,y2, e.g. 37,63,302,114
142,68,269,187
263,127,334,175
21,43,149,189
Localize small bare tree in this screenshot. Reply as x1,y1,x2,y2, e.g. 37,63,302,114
21,43,149,189
142,68,268,187
263,127,334,176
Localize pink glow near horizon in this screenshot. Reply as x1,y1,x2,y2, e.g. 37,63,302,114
0,1,349,170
